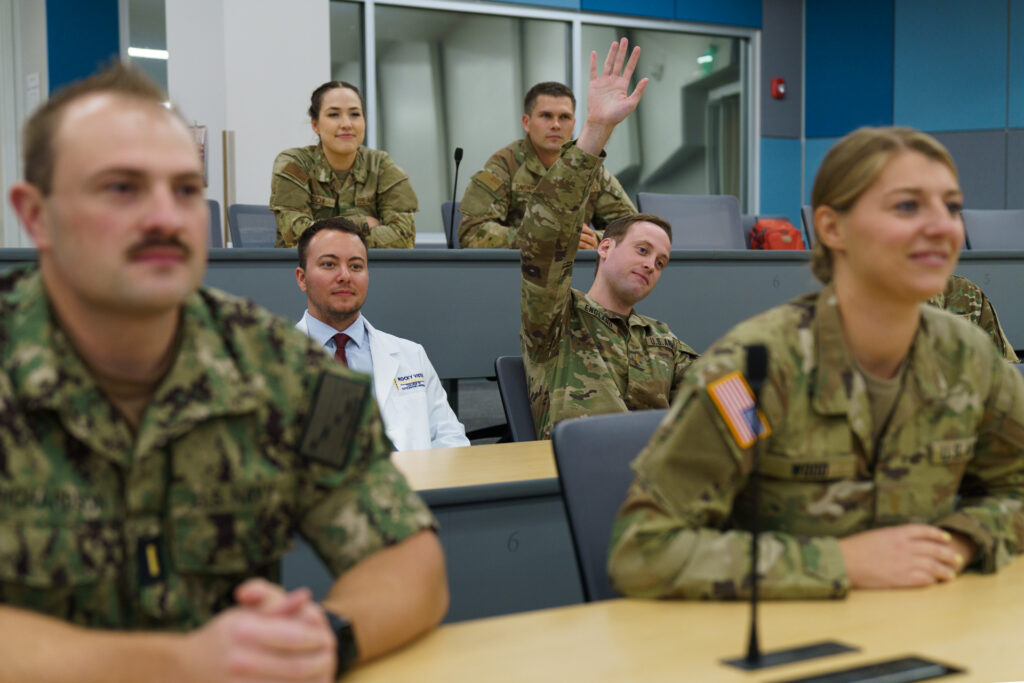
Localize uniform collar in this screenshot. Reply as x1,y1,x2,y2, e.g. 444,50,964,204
313,144,367,184
520,136,552,178
574,289,651,331
4,271,263,467
811,283,948,419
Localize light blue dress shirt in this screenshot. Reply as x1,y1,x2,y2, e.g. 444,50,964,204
300,310,374,378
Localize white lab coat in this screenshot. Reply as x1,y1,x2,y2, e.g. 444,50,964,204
296,316,470,451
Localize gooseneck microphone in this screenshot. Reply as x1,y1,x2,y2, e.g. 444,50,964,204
447,147,464,248
744,344,768,666
722,344,949,677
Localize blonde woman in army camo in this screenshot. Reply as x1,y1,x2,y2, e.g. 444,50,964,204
609,127,1024,600
271,81,418,249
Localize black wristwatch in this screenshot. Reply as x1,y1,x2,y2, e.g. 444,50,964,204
325,610,360,676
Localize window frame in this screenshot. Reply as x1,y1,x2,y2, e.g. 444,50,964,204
334,0,760,211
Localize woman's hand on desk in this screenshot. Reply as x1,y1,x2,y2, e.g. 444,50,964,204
838,524,972,589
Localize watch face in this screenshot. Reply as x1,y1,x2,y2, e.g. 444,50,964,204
327,611,359,675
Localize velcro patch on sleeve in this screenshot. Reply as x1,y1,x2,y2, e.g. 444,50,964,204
707,371,771,449
476,170,505,193
282,161,309,184
300,372,370,468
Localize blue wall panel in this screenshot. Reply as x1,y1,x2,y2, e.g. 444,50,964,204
805,0,893,138
1010,0,1024,127
804,137,840,206
47,0,120,92
894,0,1007,131
582,0,672,19
674,0,761,28
760,137,802,226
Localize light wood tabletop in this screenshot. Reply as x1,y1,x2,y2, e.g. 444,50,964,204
391,440,555,491
347,558,1024,682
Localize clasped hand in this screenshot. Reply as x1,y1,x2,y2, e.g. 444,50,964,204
177,578,337,682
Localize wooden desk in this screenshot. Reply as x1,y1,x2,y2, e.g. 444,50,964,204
393,440,556,491
349,560,1024,682
284,441,583,623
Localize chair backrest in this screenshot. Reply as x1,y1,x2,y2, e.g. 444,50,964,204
636,193,744,249
228,204,277,248
441,201,463,249
961,209,1024,250
494,356,536,442
800,205,815,248
552,409,667,601
741,213,756,248
206,199,223,248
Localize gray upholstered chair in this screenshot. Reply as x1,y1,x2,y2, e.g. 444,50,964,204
552,409,667,601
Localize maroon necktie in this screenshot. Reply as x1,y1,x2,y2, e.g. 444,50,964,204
332,332,350,366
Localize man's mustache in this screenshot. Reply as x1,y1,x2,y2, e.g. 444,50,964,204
126,234,192,259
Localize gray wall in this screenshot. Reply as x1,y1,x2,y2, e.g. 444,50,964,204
760,0,802,139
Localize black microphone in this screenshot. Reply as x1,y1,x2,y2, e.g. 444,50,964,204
725,346,873,674
447,147,463,248
744,344,768,666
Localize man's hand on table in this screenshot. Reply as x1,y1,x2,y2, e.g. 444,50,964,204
173,578,337,682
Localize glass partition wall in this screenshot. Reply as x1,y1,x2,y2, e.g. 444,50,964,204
330,0,753,234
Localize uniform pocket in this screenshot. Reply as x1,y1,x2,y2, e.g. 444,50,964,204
170,499,294,575
875,436,977,519
746,452,871,534
0,519,122,586
0,520,123,626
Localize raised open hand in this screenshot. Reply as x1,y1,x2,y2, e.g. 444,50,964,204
586,37,648,127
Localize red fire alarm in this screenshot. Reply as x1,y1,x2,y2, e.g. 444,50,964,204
770,77,786,99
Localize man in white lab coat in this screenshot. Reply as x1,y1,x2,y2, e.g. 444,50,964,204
295,217,470,451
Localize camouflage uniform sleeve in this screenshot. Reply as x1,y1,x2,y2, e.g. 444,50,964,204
671,340,699,401
976,292,1019,363
297,375,435,576
933,356,1024,572
932,275,1018,362
590,167,637,231
520,144,605,362
364,154,417,249
270,149,316,248
608,353,849,601
457,153,519,249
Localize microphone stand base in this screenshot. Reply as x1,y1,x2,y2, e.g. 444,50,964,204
722,640,857,670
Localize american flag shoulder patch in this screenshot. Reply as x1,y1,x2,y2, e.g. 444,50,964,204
707,371,771,448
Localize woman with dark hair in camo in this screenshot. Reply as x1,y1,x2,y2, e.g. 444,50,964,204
271,81,417,248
